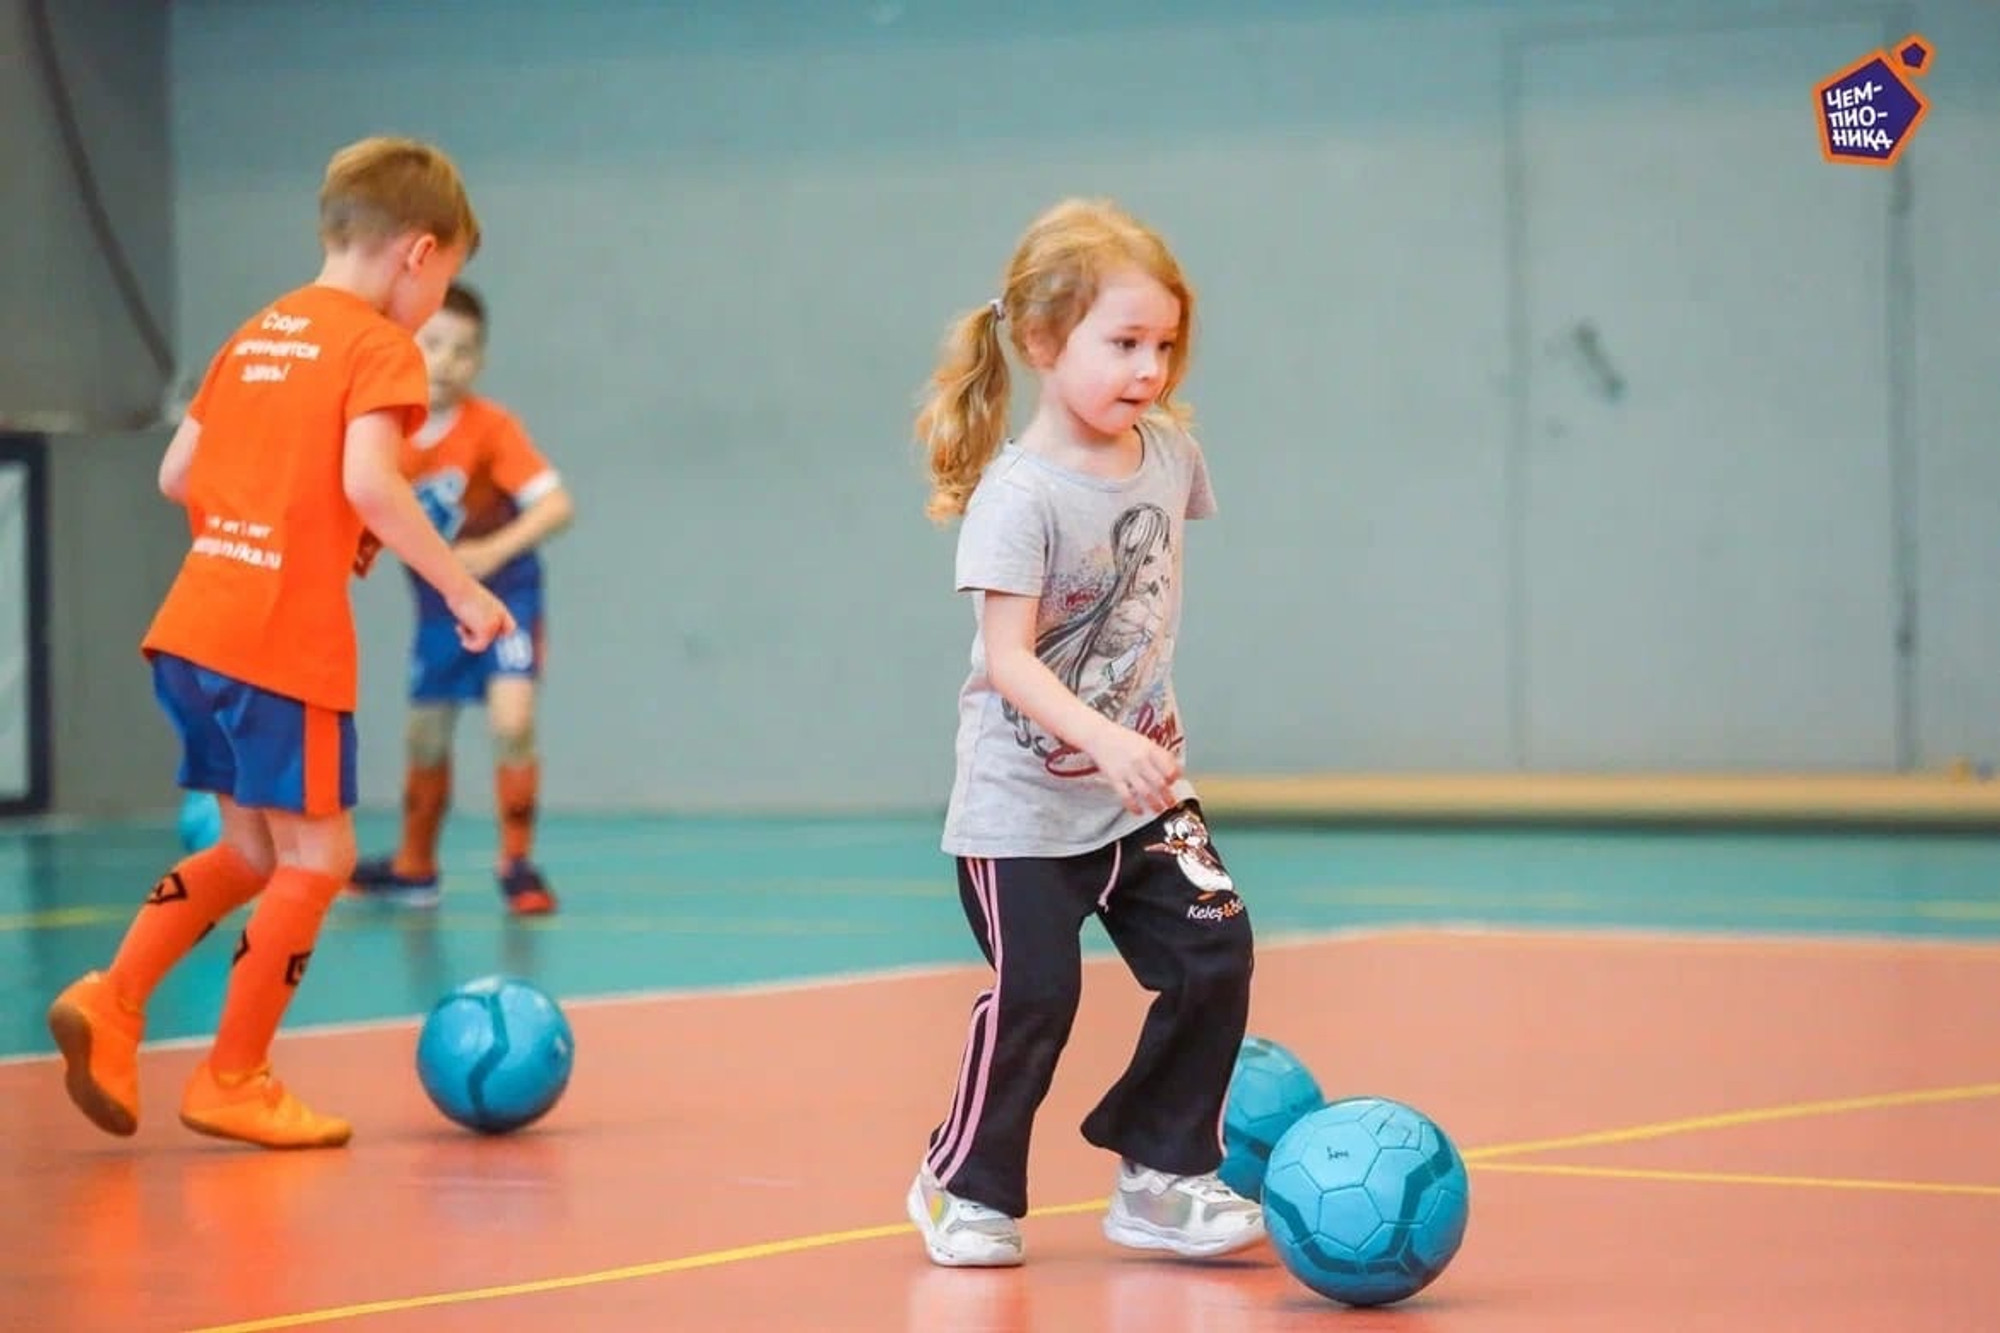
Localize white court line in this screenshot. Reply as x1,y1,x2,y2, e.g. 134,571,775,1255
0,926,1413,1067
2,921,1990,1068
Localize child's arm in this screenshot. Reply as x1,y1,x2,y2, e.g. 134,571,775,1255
343,410,514,649
980,591,1181,816
157,417,201,503
454,484,575,580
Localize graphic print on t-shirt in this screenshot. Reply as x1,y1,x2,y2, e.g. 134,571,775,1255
1004,502,1183,778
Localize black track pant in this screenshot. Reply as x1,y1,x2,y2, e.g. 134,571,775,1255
922,802,1255,1218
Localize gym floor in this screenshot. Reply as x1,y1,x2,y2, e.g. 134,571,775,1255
3,810,1996,1330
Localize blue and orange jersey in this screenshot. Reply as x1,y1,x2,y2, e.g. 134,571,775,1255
399,395,559,616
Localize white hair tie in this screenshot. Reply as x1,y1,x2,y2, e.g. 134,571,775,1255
988,298,1006,322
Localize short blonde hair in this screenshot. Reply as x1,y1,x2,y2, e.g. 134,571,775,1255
917,198,1195,523
318,136,481,257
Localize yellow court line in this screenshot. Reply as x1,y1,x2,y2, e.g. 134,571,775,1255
186,1080,2000,1333
188,1221,913,1332
0,906,122,931
188,1200,1108,1333
1462,1082,2000,1161
1477,1160,2000,1197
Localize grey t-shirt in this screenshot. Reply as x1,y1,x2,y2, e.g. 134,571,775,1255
942,416,1217,859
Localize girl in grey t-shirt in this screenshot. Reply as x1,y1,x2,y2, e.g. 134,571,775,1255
904,197,1262,1270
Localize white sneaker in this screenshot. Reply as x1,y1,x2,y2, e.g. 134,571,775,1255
907,1164,1025,1267
1102,1160,1266,1257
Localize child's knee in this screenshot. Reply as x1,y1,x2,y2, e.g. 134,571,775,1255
215,802,277,877
269,863,350,908
292,848,357,887
1002,972,1084,1035
273,818,357,884
220,831,277,880
406,704,456,766
492,722,537,767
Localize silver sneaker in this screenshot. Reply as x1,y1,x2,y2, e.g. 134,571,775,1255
1102,1160,1266,1257
907,1165,1025,1267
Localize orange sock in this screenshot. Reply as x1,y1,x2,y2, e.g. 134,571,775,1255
208,868,343,1076
497,761,539,864
107,844,268,1011
392,763,450,879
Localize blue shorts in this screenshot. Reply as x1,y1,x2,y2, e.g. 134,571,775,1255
151,653,357,816
410,583,545,703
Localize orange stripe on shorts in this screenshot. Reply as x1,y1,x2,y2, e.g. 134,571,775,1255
303,705,341,815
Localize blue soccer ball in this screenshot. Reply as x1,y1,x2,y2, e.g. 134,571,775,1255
178,791,223,852
416,976,575,1135
1262,1096,1471,1308
1219,1035,1327,1200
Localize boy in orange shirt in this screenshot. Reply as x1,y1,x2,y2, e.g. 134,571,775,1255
45,136,512,1150
348,282,573,916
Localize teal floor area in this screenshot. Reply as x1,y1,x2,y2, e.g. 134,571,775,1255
4,811,1999,1058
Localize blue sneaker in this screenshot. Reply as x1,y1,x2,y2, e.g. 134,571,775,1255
346,856,441,908
498,859,557,916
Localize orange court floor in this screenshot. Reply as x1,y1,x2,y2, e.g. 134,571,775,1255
3,811,1996,1331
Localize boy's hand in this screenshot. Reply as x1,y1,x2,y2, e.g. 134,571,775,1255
1084,725,1183,817
352,529,383,576
449,584,516,652
454,536,507,581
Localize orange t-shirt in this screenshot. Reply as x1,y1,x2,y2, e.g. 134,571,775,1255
401,396,559,613
142,284,428,712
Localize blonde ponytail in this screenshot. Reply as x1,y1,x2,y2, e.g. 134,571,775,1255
917,301,1011,523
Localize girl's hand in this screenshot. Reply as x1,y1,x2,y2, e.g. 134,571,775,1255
1086,725,1182,817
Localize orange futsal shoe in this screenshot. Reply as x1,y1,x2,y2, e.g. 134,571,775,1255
46,972,145,1137
179,1062,353,1150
